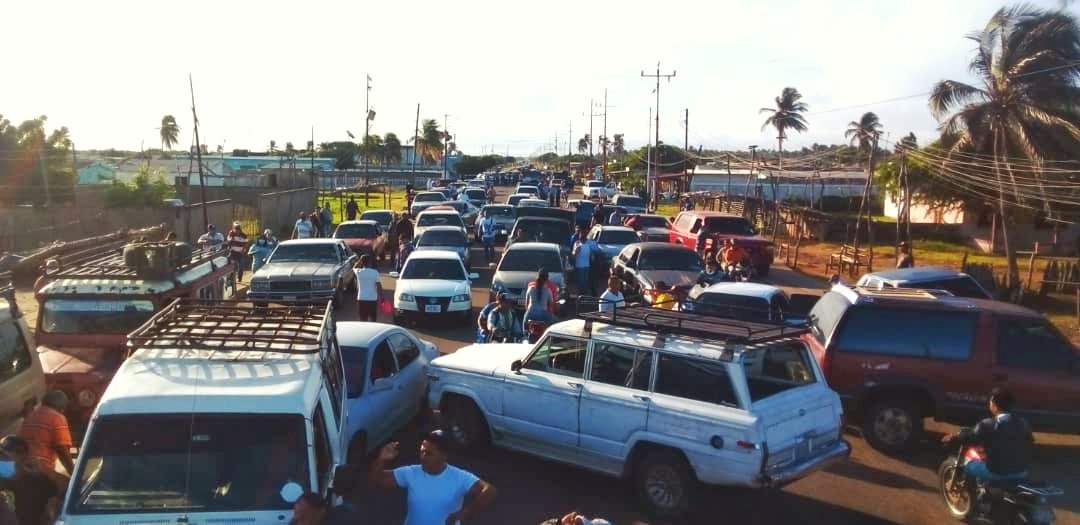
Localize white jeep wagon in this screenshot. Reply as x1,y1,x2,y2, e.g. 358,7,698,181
427,305,849,518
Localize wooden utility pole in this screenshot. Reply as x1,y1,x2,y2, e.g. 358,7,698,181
364,74,372,205
743,146,757,213
189,74,209,233
411,104,420,179
852,134,879,272
641,63,676,208
584,100,602,177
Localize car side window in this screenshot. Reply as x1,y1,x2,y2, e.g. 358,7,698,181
654,354,740,408
690,219,703,234
0,320,31,384
312,400,331,494
996,318,1074,370
525,336,587,378
322,338,345,425
589,343,653,390
389,332,421,369
833,306,977,360
370,340,399,382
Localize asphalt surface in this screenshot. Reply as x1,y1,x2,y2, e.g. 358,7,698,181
333,186,1080,525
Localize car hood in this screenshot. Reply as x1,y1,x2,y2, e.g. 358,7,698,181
344,238,375,251
397,279,470,297
432,343,533,376
255,261,337,279
638,270,700,290
38,345,120,374
493,271,566,292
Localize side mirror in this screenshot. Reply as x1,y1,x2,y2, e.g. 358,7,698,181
371,377,393,392
510,359,523,373
468,272,480,280
388,271,400,278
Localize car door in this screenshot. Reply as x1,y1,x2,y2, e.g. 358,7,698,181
0,318,43,433
366,339,403,444
579,342,654,459
500,335,588,448
991,316,1080,429
388,330,427,417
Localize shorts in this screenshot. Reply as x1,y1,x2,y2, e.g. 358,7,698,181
357,300,378,321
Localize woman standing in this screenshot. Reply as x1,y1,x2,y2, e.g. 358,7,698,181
248,234,273,274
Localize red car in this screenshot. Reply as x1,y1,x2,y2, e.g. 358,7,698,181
333,220,388,260
669,211,775,276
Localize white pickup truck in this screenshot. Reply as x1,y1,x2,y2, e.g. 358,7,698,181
584,180,617,200
427,306,850,519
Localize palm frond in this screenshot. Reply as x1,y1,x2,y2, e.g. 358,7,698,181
929,80,988,120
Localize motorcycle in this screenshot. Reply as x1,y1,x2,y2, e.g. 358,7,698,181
725,263,752,282
938,436,1062,524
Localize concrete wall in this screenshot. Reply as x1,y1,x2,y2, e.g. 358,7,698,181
259,188,317,238
173,200,237,245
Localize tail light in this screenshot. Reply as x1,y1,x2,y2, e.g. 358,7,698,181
964,446,987,462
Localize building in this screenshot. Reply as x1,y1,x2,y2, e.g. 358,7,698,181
686,168,872,200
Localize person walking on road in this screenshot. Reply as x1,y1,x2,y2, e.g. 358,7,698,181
368,430,497,525
293,212,315,240
896,241,915,269
320,203,333,237
345,197,359,222
523,269,558,332
18,390,74,477
353,254,381,322
197,224,225,250
248,234,273,274
396,212,414,243
0,435,60,525
598,276,625,313
478,210,497,264
571,227,599,295
309,208,323,238
226,222,248,281
386,212,400,266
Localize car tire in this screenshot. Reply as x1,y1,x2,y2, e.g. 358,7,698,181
443,397,489,452
863,398,923,453
634,448,696,520
755,264,771,278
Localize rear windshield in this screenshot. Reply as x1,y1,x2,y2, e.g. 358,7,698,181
900,277,989,299
359,211,392,225
499,249,563,273
704,217,755,235
483,206,515,218
599,230,639,245
417,230,466,247
638,249,702,271
512,221,571,245
414,193,444,202
508,195,526,206
615,196,644,207
69,414,307,514
807,291,849,345
694,293,771,322
634,216,669,229
465,189,486,199
417,214,464,228
335,223,379,239
742,341,818,402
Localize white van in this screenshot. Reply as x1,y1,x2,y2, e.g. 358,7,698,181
0,280,45,434
58,300,348,525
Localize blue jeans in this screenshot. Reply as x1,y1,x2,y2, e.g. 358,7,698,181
964,460,1026,482
482,236,495,262
522,307,558,331
575,266,592,295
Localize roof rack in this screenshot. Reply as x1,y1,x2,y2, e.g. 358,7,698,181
127,299,332,355
55,244,225,280
575,297,807,346
853,287,942,300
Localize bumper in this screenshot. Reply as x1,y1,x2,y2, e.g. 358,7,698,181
758,439,851,488
395,302,472,316
246,290,336,304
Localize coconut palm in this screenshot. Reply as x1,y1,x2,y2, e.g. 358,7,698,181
929,4,1080,290
361,134,383,165
412,119,443,164
612,134,626,157
759,87,809,171
845,112,884,260
159,115,180,157
383,132,402,165
577,136,589,155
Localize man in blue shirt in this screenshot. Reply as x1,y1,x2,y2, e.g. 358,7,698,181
571,227,599,295
478,210,498,263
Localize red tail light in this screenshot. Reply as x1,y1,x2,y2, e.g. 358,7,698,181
736,440,757,450
964,446,986,462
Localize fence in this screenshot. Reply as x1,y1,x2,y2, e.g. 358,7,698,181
259,187,317,238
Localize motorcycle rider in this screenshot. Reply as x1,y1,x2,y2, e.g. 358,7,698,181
698,259,725,286
941,387,1033,483
486,294,519,342
523,269,559,333
718,238,749,278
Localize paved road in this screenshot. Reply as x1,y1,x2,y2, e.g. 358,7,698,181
334,185,1079,525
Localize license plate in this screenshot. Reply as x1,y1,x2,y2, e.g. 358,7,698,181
425,305,441,313
516,297,527,307
283,296,296,301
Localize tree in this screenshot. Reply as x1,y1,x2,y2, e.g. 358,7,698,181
612,134,626,158
317,141,359,170
845,112,884,260
102,164,171,208
413,119,443,164
929,5,1080,292
383,132,402,165
159,115,180,158
759,87,809,171
577,136,589,155
269,140,277,155
360,134,384,165
285,142,296,157
454,155,504,176
0,115,76,205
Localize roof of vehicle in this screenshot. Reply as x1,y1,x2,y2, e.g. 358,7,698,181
518,198,549,205
504,242,562,253
337,220,380,227
360,209,392,215
481,204,513,210
700,282,785,300
418,225,468,236
612,194,643,200
415,191,446,198
634,241,696,253
279,238,344,246
39,254,230,296
513,216,573,225
516,185,538,189
404,249,463,261
507,193,530,198
417,208,462,215
591,225,635,233
336,321,399,346
861,266,975,283
679,211,745,218
831,285,1042,318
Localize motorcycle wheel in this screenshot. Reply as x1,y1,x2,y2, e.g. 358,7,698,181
938,457,975,520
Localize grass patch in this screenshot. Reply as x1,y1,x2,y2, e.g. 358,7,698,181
318,190,410,223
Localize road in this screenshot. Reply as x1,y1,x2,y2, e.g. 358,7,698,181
334,185,1079,525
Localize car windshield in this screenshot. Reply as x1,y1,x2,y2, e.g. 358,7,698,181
507,195,526,206
414,193,444,202
417,214,464,228
599,230,638,244
42,299,155,334
615,196,644,207
69,414,307,514
483,206,515,218
360,212,392,226
586,181,603,187
417,230,466,247
634,216,670,229
465,189,486,199
335,223,379,239
513,221,571,245
704,217,755,235
268,244,338,263
694,293,772,321
402,258,465,280
499,249,563,272
639,249,702,271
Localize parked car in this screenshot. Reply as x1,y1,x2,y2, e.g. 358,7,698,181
0,281,44,434
490,242,569,309
475,205,516,242
856,266,992,299
463,188,488,208
610,242,703,305
450,182,469,197
429,201,480,228
515,185,540,198
804,285,1080,452
611,194,646,214
584,180,617,200
409,191,447,216
507,217,574,251
427,307,849,518
333,220,388,260
517,198,550,208
337,322,440,459
414,226,471,270
389,250,478,323
506,193,530,207
587,225,639,264
247,239,357,306
415,208,467,239
684,282,801,324
359,209,394,233
669,211,775,276
625,214,673,242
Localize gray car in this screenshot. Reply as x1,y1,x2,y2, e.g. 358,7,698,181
490,242,568,309
413,226,471,270
476,205,516,242
409,191,447,216
587,225,639,264
247,239,357,306
611,194,647,214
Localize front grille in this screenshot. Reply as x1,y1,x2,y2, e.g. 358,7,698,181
270,281,311,292
416,296,451,308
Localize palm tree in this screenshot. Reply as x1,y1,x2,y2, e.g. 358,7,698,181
413,119,443,164
845,112,884,262
929,5,1080,292
612,134,626,158
759,87,809,171
361,134,383,165
383,132,402,165
159,115,180,157
577,137,588,155
269,140,277,155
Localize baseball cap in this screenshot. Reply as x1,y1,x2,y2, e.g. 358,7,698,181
232,221,241,228
207,224,216,230
423,429,449,452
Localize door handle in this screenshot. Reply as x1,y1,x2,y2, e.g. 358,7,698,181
992,373,1008,382
567,381,583,389
633,395,650,402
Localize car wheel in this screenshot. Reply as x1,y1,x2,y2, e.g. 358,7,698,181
755,264,771,278
443,397,489,452
634,448,696,520
863,398,922,453
938,457,974,519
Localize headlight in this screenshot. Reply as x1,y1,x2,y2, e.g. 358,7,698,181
452,294,470,303
491,281,505,292
77,389,96,408
250,280,269,291
311,279,334,290
399,293,415,302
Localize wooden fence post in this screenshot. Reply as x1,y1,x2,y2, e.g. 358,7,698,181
793,210,804,270
1025,242,1039,297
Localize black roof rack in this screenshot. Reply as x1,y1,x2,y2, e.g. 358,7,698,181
575,297,807,345
127,299,332,355
55,244,225,280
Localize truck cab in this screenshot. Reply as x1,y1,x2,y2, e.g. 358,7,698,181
670,211,775,276
34,242,234,430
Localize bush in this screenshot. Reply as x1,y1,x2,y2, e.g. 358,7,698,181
103,166,172,208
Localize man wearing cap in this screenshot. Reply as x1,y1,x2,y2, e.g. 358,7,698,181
18,391,73,477
896,241,915,269
197,224,225,250
369,430,496,525
293,212,315,240
0,435,60,525
226,222,249,281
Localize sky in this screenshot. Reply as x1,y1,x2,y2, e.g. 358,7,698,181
3,0,1076,157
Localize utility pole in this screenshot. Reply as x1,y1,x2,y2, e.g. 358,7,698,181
442,114,450,178
601,89,614,179
683,108,689,193
743,145,757,213
363,74,372,204
584,100,602,177
189,74,209,233
411,104,420,178
647,107,653,195
641,62,676,207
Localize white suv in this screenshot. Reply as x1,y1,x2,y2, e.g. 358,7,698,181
427,306,849,518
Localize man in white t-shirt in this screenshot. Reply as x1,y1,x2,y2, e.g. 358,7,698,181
293,211,315,240
368,429,496,525
598,276,625,313
353,254,382,322
197,224,225,249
